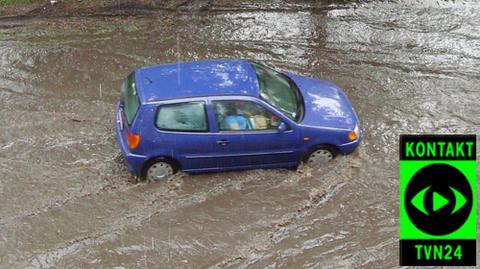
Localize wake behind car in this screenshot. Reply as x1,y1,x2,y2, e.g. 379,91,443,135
115,59,361,182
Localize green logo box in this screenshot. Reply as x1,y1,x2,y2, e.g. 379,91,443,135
399,135,476,266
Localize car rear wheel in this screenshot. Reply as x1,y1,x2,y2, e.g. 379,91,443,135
304,146,337,166
143,158,178,181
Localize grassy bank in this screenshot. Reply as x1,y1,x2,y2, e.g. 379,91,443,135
0,0,188,18
0,0,41,6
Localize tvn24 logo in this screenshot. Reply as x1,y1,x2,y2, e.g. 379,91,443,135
399,135,476,266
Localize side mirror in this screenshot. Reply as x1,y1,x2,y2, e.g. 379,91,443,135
277,122,287,133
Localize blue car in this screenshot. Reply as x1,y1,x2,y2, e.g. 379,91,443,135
115,59,361,182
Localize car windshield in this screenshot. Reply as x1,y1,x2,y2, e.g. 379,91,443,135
250,62,303,122
121,72,140,125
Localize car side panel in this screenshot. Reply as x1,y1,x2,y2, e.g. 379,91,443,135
137,101,221,171
205,96,303,169
210,131,301,168
122,97,359,176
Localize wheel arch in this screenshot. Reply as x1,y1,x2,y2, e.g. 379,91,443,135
302,144,340,163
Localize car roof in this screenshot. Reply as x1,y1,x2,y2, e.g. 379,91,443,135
135,59,260,103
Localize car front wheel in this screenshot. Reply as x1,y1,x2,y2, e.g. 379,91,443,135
304,146,337,166
143,158,178,181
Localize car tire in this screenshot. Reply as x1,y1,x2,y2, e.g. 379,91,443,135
141,158,178,182
303,145,338,167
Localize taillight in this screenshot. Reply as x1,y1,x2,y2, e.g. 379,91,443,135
126,132,140,150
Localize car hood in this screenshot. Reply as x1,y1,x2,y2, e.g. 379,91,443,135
286,73,357,130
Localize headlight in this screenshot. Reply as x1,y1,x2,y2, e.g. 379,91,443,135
348,124,360,141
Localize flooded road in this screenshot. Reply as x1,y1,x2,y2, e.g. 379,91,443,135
1,0,479,267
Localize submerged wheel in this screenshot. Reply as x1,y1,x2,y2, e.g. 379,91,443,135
304,146,337,166
143,158,178,181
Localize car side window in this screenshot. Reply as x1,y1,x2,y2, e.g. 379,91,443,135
212,100,281,131
156,102,208,132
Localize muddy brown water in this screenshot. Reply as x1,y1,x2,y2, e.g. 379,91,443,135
0,0,479,268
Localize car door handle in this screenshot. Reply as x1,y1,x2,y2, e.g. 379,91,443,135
216,140,230,146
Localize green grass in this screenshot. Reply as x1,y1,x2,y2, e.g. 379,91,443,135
0,0,43,6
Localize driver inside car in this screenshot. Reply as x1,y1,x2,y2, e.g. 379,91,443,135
224,104,249,130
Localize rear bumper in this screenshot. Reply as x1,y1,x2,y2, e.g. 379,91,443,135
114,102,146,176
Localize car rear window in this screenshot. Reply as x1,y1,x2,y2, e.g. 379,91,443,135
156,102,208,132
121,72,140,125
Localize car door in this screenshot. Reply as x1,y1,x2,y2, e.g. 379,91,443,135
208,97,301,169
